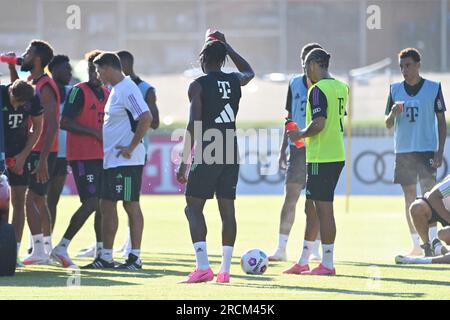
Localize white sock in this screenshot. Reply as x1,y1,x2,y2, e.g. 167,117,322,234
413,257,433,264
193,241,210,270
298,240,314,265
411,233,421,248
57,238,71,251
429,226,438,241
96,242,103,256
277,234,289,251
100,249,113,262
44,236,52,254
312,239,321,257
32,234,45,255
220,246,233,273
131,249,141,259
322,244,334,269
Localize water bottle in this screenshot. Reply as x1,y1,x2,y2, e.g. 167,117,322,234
285,119,305,148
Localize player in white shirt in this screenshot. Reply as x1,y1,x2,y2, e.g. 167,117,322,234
82,52,152,270
396,175,450,264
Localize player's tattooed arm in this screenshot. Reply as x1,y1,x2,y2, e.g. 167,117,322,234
11,114,43,175
427,189,450,223
177,81,202,184
146,88,160,129
210,31,255,86
32,83,58,183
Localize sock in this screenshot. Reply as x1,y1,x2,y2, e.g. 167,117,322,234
220,246,233,273
321,244,334,269
44,236,52,254
312,239,321,257
414,257,433,264
429,226,438,241
32,234,45,255
193,241,210,270
277,234,289,251
17,243,21,254
96,242,103,256
57,238,71,251
298,240,314,265
131,249,141,259
100,249,113,262
411,233,421,248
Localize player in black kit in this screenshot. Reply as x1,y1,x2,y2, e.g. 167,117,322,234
176,30,254,284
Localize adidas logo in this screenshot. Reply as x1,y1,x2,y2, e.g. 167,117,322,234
116,173,123,179
295,93,300,99
196,248,203,253
2,107,8,111
325,250,332,253
214,103,235,123
303,246,308,250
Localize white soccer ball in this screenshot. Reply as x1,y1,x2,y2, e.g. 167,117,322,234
240,249,269,275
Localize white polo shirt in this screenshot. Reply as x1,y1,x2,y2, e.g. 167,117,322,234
431,175,450,211
103,76,149,169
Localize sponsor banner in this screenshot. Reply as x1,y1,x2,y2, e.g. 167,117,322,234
62,135,449,196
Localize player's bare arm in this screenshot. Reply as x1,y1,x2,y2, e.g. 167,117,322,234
61,115,102,141
116,111,152,159
146,88,160,129
279,112,291,169
177,80,202,184
11,114,43,175
433,111,446,168
385,103,402,129
427,189,450,224
32,83,58,183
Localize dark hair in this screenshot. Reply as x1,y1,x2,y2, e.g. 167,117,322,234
199,40,227,68
85,49,103,64
305,48,331,69
399,48,421,63
93,52,122,70
11,79,35,102
301,43,323,63
30,39,54,68
116,50,134,66
48,54,70,73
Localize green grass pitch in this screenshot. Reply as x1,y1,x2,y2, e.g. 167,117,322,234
1,195,449,300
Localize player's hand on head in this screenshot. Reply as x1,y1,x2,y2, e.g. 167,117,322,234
116,145,133,159
209,30,226,43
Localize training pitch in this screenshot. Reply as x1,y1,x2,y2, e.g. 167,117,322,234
0,195,449,300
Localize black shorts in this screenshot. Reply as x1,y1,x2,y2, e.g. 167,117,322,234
186,164,239,200
285,146,307,187
5,168,28,187
51,158,68,177
394,152,436,186
70,160,103,202
101,165,143,202
420,197,450,227
306,162,345,202
26,152,57,196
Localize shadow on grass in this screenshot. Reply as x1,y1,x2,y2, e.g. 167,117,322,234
227,283,424,299
334,274,450,287
338,261,450,272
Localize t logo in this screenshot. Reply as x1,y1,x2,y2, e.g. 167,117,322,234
217,81,231,99
115,185,123,193
406,106,419,123
86,174,94,183
9,114,23,129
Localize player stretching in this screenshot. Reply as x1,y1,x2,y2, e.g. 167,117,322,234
396,175,450,264
47,55,73,231
285,48,348,275
83,52,152,270
269,43,323,262
17,40,60,265
1,80,42,266
385,48,446,256
115,50,160,257
51,50,109,268
176,31,254,283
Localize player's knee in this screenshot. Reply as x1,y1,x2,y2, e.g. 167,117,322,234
438,228,450,245
410,201,426,219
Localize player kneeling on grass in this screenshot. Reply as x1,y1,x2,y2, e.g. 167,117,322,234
396,175,450,264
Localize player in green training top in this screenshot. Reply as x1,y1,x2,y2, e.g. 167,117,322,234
284,48,348,276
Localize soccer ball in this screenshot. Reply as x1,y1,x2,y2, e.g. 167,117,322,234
240,249,269,275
